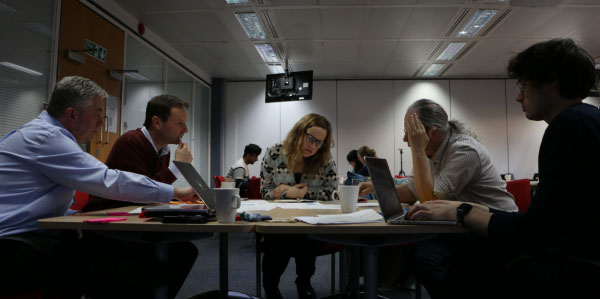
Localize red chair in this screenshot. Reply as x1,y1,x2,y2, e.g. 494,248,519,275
506,178,531,213
212,176,225,188
70,191,89,211
246,176,262,199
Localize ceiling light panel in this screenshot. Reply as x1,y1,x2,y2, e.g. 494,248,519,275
457,9,498,37
436,42,467,60
226,0,250,5
423,64,445,77
124,72,151,81
255,44,279,63
235,12,266,40
268,64,284,74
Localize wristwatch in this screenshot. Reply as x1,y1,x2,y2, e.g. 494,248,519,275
281,189,288,199
456,203,473,225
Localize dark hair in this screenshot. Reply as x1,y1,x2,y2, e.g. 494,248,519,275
244,144,262,156
47,76,107,118
346,149,363,173
507,38,596,100
143,94,189,128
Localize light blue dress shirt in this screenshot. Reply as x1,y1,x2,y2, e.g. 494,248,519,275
0,111,174,237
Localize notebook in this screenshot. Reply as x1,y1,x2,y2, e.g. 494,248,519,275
142,161,216,217
365,157,456,225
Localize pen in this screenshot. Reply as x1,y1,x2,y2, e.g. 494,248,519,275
106,212,131,216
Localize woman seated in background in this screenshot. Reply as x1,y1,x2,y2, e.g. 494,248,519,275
260,113,338,299
356,145,377,176
346,149,363,173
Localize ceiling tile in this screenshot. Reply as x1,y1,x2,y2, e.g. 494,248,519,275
274,9,322,39
391,41,437,62
269,0,318,6
530,7,600,38
320,8,364,40
323,41,360,62
488,7,559,38
287,41,324,62
363,8,412,39
401,7,460,38
358,41,396,61
355,62,388,78
445,39,518,77
142,12,233,43
383,62,421,77
116,0,211,14
314,64,355,79
319,0,366,5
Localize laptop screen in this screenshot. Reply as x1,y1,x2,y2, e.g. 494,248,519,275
365,157,404,220
173,161,216,209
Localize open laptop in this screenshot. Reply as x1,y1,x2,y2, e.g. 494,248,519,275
141,161,216,217
365,157,456,225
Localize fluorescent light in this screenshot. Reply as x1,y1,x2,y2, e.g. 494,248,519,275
225,0,249,5
235,13,266,40
423,64,445,77
255,44,279,63
0,62,43,76
436,42,467,60
457,9,498,37
124,72,150,81
268,64,284,74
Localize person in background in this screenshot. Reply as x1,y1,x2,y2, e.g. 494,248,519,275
79,94,197,298
406,38,600,298
359,99,517,297
260,113,338,299
226,143,262,197
356,145,376,176
0,76,194,296
83,94,192,212
346,149,363,173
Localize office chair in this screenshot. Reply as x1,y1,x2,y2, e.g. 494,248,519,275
505,179,530,213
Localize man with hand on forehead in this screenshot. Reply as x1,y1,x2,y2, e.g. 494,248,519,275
83,94,193,211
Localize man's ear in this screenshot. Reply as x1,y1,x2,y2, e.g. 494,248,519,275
427,127,437,138
151,115,162,129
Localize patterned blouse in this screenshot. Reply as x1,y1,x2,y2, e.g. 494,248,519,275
260,144,338,201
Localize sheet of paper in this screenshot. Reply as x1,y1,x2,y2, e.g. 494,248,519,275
106,95,118,133
129,207,143,214
237,200,277,213
274,202,341,210
295,209,384,224
357,202,380,207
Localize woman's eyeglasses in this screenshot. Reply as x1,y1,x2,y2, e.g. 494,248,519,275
305,133,324,148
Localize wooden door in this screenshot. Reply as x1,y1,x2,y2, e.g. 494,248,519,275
57,0,124,162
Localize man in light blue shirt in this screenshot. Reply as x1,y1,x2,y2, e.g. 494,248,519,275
0,76,194,294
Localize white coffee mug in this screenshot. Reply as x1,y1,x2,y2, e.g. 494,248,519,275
220,181,236,189
333,185,359,213
213,188,241,223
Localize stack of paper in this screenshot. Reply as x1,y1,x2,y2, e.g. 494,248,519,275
295,209,384,225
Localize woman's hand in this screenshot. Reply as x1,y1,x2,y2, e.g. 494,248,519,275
273,184,292,199
405,200,460,221
358,182,374,196
405,113,429,154
287,183,308,199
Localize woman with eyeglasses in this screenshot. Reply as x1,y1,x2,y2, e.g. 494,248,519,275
260,113,338,299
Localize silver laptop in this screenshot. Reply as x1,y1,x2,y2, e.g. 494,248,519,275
365,157,456,225
173,161,216,209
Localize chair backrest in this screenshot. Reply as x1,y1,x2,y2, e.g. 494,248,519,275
506,178,530,213
212,176,225,188
71,191,89,211
246,176,262,199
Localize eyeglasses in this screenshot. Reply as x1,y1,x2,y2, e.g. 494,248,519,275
516,80,526,94
305,132,324,148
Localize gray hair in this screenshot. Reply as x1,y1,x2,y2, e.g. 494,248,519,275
408,99,477,138
47,76,108,118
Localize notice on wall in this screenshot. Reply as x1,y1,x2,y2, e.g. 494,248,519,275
106,95,118,133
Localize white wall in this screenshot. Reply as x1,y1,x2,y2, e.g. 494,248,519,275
224,79,600,180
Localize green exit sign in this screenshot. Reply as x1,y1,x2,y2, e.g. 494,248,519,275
85,39,107,62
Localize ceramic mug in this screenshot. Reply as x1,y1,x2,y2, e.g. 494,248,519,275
333,185,359,213
213,188,241,223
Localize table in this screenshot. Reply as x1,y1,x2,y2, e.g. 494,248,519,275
38,204,465,299
37,207,254,299
252,205,465,299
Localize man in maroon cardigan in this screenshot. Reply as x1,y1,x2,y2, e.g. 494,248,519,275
80,94,199,299
83,94,193,211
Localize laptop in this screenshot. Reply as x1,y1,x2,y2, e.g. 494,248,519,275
141,161,216,217
365,157,456,225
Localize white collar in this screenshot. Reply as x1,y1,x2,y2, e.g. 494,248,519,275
141,127,170,157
